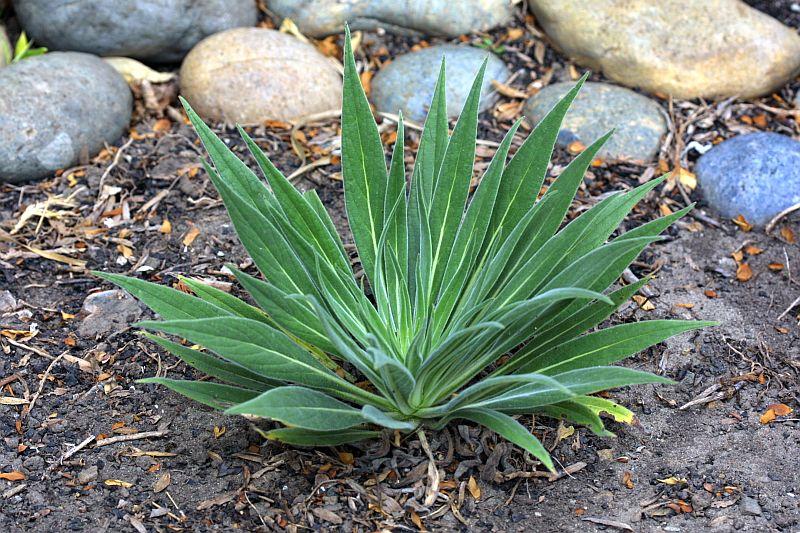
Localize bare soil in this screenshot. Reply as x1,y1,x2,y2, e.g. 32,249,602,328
1,3,799,532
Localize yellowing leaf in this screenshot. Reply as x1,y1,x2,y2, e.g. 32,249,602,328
556,422,575,443
213,426,226,438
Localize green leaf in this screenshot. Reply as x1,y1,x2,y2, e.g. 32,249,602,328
550,366,674,395
226,386,369,431
178,276,271,324
341,27,388,285
523,319,716,375
265,427,381,446
143,332,276,391
453,408,555,472
361,405,416,431
427,59,486,299
139,378,258,410
94,271,230,320
488,73,588,245
138,317,376,405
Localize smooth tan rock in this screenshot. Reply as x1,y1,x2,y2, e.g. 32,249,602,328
180,28,342,124
529,0,800,99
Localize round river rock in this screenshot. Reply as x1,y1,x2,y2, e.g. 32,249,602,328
14,0,258,63
267,0,512,37
180,28,342,124
695,132,800,226
371,45,509,123
0,52,132,183
524,81,667,162
528,0,800,99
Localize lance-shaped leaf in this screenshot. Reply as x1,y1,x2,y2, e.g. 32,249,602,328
341,26,388,285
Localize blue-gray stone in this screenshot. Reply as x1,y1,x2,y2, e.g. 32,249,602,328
14,0,258,63
267,0,512,37
0,52,132,183
371,45,510,123
523,81,667,162
696,132,800,226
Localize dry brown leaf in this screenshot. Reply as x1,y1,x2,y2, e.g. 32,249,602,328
491,79,528,99
673,167,697,190
337,451,354,465
735,263,753,282
780,226,796,243
632,294,655,311
153,472,171,493
182,225,200,246
104,479,133,488
153,118,171,133
0,397,29,405
732,215,753,232
359,70,373,96
622,471,634,489
744,245,763,255
467,476,481,500
506,27,524,40
0,471,25,481
768,403,793,416
704,289,718,298
768,263,785,271
759,409,777,424
104,57,175,83
160,218,172,234
567,140,586,154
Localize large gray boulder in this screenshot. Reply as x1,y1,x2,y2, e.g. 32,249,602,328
267,0,512,37
0,52,132,183
13,0,258,63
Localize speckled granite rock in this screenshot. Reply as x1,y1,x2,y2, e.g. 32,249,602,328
0,52,132,183
371,45,509,122
695,132,800,226
529,0,800,99
180,28,342,124
14,0,257,62
524,82,667,162
267,0,512,37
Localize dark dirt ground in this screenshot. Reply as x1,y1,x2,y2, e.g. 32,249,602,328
1,3,799,532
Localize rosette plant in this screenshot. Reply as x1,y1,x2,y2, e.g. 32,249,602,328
97,29,712,471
